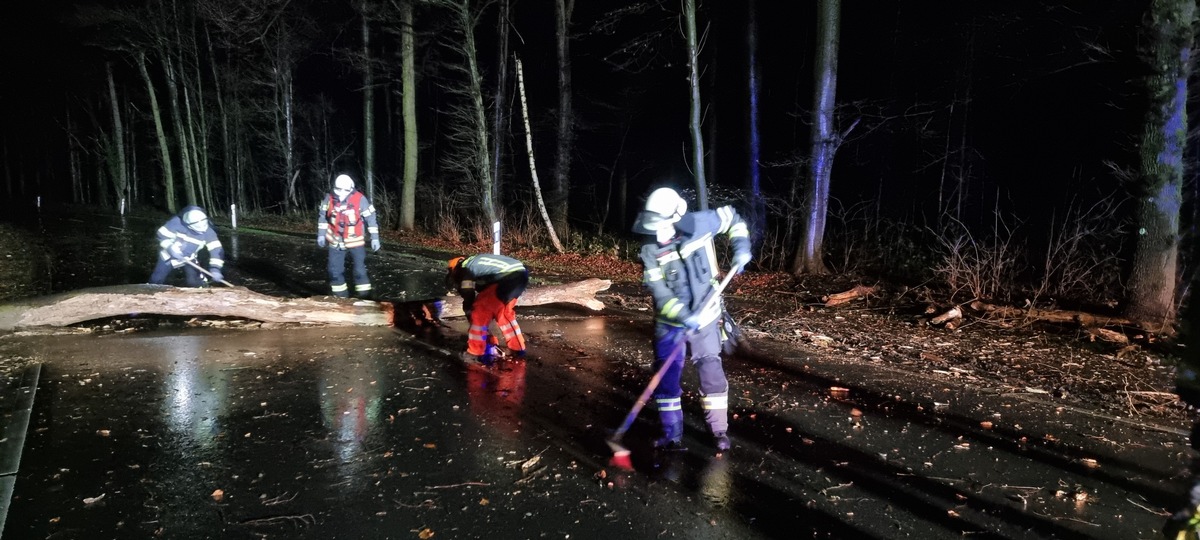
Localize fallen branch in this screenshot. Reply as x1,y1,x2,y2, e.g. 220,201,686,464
822,285,876,307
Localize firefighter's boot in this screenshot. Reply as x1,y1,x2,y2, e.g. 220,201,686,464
653,397,685,451
703,392,730,451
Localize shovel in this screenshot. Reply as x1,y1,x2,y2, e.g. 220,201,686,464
181,258,235,288
606,267,739,470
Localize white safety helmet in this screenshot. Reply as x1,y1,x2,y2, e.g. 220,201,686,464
182,208,209,233
333,174,355,200
635,187,687,233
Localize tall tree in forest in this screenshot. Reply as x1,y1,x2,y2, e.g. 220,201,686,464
1125,0,1195,326
682,0,709,210
490,0,510,204
746,0,763,249
397,0,418,230
361,0,376,200
137,52,178,213
436,0,497,225
105,62,129,207
792,0,841,276
552,0,575,234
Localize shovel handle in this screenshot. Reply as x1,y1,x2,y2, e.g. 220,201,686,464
181,258,235,287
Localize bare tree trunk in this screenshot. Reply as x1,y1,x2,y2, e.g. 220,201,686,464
106,62,129,207
1126,0,1193,328
490,0,511,203
0,279,611,331
137,52,177,212
66,107,83,204
399,0,417,230
163,55,198,205
362,0,376,201
747,0,764,249
456,0,496,224
792,0,840,276
682,0,709,210
552,0,575,234
515,57,565,253
205,28,235,210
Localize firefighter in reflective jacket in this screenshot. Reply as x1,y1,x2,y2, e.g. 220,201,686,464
317,174,381,298
149,206,225,287
633,187,751,452
446,254,529,364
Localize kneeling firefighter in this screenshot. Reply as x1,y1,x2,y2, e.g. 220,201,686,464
446,254,530,364
149,206,225,287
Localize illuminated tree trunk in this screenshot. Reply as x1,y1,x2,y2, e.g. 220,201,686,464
792,0,840,276
1125,0,1194,327
747,0,764,249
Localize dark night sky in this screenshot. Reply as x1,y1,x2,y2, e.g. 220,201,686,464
0,0,1157,236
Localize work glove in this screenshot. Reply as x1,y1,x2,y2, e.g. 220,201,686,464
371,237,381,252
682,314,701,332
317,235,327,248
732,252,752,274
169,242,186,260
209,268,224,282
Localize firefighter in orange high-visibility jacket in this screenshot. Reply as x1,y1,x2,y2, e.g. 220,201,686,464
633,187,751,453
149,206,225,287
446,254,530,365
317,174,380,298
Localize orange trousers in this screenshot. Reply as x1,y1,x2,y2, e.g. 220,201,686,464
467,285,526,357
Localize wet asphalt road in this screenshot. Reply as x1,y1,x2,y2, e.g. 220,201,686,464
0,210,1193,539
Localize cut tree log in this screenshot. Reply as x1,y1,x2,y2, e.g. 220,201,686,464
0,278,611,331
822,285,876,307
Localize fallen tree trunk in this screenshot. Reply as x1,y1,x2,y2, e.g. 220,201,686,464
0,279,611,331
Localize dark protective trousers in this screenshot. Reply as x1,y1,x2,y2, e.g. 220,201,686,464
149,259,204,287
327,246,370,297
651,321,729,440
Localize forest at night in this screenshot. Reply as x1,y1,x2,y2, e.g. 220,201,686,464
0,0,1193,324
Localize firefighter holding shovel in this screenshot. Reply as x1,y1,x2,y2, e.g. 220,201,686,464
630,187,751,453
149,206,227,287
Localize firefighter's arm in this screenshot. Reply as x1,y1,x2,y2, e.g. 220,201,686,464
157,222,185,260
716,205,752,272
317,199,330,247
205,230,226,270
362,199,381,251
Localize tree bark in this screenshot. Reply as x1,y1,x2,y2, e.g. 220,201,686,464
1125,0,1193,327
399,0,418,230
515,57,565,253
682,0,709,210
552,0,574,234
792,0,840,276
0,279,611,331
362,0,376,201
137,52,177,213
106,62,129,208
